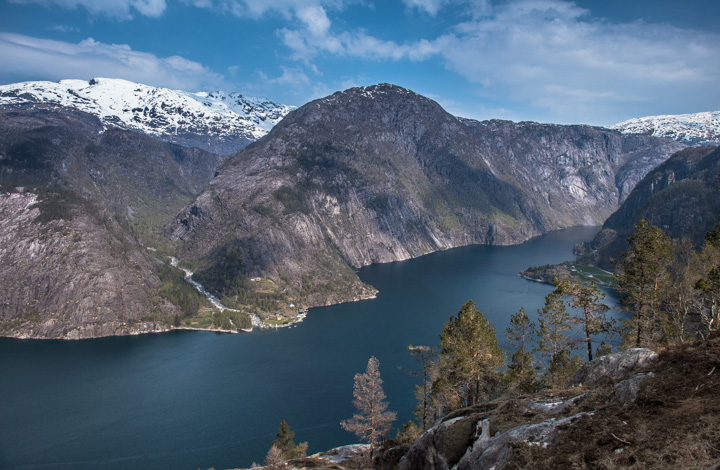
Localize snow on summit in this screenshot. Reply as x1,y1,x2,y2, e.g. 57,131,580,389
0,78,294,155
611,111,720,145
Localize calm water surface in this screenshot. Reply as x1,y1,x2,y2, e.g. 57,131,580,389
0,226,616,469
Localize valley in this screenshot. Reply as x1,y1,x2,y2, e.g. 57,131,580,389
1,79,711,339
1,77,719,470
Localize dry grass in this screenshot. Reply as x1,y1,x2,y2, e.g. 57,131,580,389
503,335,720,470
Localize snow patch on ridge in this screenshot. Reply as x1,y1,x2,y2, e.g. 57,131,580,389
0,78,294,154
611,111,720,145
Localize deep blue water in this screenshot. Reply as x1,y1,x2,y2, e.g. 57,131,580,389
0,226,616,470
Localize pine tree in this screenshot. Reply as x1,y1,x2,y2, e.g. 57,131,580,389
555,278,611,361
434,300,504,410
407,345,438,430
271,420,307,460
504,307,539,394
662,238,702,343
536,285,577,388
340,356,396,450
614,217,673,347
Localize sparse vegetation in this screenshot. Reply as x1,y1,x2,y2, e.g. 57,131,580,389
157,263,204,318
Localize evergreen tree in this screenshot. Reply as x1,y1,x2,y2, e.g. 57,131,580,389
434,300,504,410
693,217,720,335
555,278,611,361
407,345,438,430
693,180,720,335
662,238,702,344
340,356,396,450
614,217,673,347
394,420,421,444
536,285,576,388
272,420,307,460
504,307,539,394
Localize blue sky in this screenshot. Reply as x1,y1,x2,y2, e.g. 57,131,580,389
0,0,718,126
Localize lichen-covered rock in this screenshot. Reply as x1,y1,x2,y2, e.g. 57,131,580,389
568,348,658,388
455,413,589,470
614,372,655,404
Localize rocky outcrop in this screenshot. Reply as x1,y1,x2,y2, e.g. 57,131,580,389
614,372,655,405
568,348,658,387
167,84,683,308
384,337,720,470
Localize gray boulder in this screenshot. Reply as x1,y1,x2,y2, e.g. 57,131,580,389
398,414,487,470
614,372,655,404
456,413,589,470
568,348,658,388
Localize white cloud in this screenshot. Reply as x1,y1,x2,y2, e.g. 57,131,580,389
296,5,332,36
401,0,448,16
268,66,311,86
189,0,348,19
276,0,720,124
48,24,80,32
279,18,442,62
434,1,720,123
9,0,167,19
0,33,226,91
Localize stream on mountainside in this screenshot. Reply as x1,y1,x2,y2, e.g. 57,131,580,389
169,256,264,329
0,226,622,470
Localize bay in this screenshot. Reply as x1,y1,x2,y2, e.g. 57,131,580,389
0,226,615,470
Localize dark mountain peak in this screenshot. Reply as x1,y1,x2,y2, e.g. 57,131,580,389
258,83,464,159
334,83,423,100
288,82,453,124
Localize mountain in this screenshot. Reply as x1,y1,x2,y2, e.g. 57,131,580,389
0,105,221,338
0,78,294,155
583,145,720,269
166,84,685,312
612,111,720,146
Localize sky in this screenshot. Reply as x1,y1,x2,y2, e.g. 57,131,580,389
0,0,718,126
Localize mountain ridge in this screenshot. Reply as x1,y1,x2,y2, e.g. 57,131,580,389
167,83,685,313
0,77,294,155
611,110,720,145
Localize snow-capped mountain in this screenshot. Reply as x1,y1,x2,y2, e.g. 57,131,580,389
0,78,294,155
611,111,720,145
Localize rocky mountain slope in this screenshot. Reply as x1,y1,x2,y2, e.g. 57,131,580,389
584,145,720,269
612,110,720,146
247,337,720,470
167,84,684,310
0,78,293,155
0,105,221,338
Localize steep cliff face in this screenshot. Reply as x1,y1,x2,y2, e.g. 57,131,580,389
0,105,222,338
462,119,684,226
0,189,175,339
167,84,684,308
586,145,720,268
0,105,222,236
